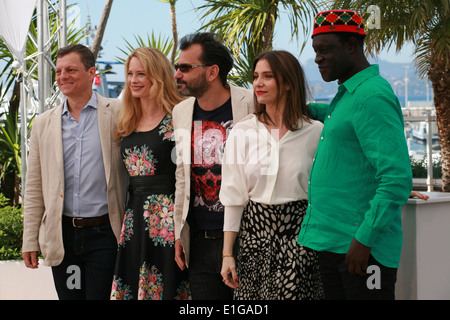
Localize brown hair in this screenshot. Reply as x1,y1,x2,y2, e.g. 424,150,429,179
253,50,311,131
115,47,185,138
56,44,96,70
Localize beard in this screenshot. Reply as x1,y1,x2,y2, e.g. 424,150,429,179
177,73,210,97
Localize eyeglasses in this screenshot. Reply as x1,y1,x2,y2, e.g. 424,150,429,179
174,63,211,72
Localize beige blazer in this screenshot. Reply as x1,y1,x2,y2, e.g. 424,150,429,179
22,92,126,267
172,85,254,267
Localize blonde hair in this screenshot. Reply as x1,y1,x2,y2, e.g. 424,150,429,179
115,47,184,139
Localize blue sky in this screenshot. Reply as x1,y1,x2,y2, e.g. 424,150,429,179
68,0,415,81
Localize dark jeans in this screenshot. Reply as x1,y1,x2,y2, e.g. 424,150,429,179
51,219,117,300
188,231,235,300
318,251,397,300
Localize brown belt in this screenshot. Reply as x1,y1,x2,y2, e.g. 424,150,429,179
200,230,223,239
63,214,109,228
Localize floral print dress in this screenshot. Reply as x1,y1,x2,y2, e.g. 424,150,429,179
111,113,191,300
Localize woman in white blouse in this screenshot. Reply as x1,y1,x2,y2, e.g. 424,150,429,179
219,50,324,300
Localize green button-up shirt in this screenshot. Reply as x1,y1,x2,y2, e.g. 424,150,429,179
298,65,412,268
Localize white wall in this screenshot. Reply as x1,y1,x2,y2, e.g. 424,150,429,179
397,192,450,300
0,260,57,300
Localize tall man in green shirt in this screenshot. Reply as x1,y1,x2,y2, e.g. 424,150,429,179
298,10,413,300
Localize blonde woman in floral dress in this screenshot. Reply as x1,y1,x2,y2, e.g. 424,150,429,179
110,47,190,300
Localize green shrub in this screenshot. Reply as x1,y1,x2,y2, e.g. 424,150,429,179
411,155,442,179
0,194,23,260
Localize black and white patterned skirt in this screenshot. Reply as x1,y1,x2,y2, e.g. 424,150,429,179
234,200,323,300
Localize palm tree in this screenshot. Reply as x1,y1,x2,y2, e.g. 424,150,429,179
91,0,114,59
158,0,179,64
0,105,34,206
197,0,322,87
332,0,450,191
115,32,176,64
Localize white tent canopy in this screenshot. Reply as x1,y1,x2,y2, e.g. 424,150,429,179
0,0,67,198
0,0,37,62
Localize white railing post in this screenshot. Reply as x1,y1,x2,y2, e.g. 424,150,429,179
426,109,434,191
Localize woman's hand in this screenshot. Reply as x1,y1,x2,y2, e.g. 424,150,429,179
410,191,429,200
221,231,239,289
221,255,239,289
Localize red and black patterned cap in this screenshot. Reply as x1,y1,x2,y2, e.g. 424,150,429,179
312,10,366,38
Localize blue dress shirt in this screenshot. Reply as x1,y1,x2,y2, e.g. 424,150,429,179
61,92,109,218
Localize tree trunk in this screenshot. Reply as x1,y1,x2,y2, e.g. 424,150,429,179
429,51,450,192
169,3,178,65
91,0,114,59
261,2,279,52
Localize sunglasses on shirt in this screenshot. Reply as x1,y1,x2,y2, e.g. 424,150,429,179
174,63,212,72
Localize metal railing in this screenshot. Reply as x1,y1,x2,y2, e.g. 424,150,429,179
403,107,441,191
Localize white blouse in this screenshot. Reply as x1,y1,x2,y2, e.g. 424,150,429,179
220,114,323,232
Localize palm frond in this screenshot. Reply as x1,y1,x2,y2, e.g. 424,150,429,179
332,0,450,78
196,0,322,88
115,32,176,64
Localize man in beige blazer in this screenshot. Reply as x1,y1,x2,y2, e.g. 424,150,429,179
172,32,253,299
22,44,126,300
